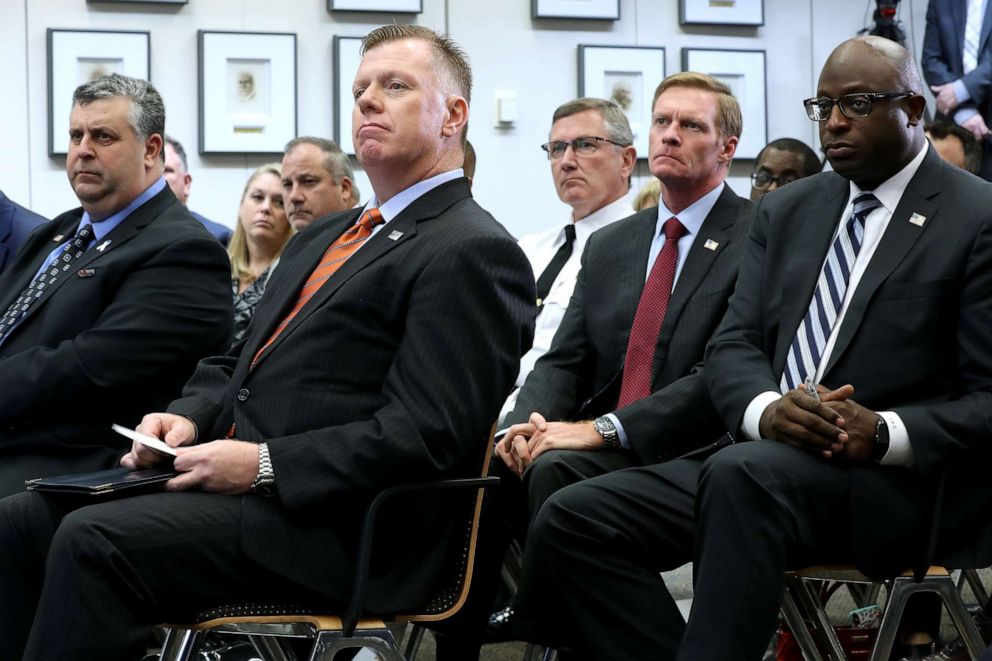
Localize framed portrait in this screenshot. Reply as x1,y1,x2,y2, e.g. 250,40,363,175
578,45,666,159
328,0,422,12
533,0,620,20
679,0,763,26
86,0,187,4
47,29,150,157
681,48,767,159
198,31,297,155
333,36,363,156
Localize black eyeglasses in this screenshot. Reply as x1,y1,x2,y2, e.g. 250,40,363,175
540,136,628,160
803,92,914,121
750,171,800,191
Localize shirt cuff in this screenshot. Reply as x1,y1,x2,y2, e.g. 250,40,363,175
877,410,913,467
742,391,782,440
953,79,971,104
955,106,979,124
604,413,629,449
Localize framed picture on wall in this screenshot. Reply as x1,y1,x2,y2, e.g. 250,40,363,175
578,45,666,159
679,0,764,26
328,0,422,12
198,31,297,155
333,36,363,156
534,0,620,20
47,29,150,157
86,0,187,4
681,48,766,159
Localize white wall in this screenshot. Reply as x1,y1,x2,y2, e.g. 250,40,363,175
2,0,930,239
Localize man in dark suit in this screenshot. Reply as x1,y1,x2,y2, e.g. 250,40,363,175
163,135,233,245
0,190,46,274
484,72,751,656
0,25,534,660
515,36,992,660
0,74,231,500
923,0,992,179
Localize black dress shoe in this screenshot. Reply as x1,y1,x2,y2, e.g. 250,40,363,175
484,605,514,642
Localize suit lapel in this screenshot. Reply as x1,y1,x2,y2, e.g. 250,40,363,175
772,175,850,372
823,152,941,376
651,187,738,383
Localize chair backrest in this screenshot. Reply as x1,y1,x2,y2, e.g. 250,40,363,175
397,424,496,623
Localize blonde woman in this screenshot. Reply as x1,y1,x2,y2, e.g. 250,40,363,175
228,163,293,346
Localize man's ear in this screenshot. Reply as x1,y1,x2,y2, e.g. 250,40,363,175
441,96,469,138
905,94,927,127
145,133,164,168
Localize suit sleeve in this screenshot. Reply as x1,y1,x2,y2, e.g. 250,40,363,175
260,233,534,509
0,235,232,428
922,3,958,86
502,239,599,428
704,199,781,437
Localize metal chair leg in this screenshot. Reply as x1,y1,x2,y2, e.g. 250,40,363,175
793,579,847,661
311,630,404,661
158,628,207,661
963,568,990,607
403,623,426,659
781,581,825,661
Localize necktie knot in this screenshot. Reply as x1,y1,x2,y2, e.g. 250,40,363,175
563,223,576,244
664,217,686,242
851,193,880,220
358,208,384,233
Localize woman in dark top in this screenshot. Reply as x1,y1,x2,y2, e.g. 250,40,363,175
227,163,293,347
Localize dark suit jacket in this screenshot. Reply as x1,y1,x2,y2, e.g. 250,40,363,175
168,178,535,611
505,185,752,465
922,0,992,177
705,149,992,572
0,191,47,275
0,186,232,481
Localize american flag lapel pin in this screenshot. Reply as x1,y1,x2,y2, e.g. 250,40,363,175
387,230,404,241
703,239,719,251
53,234,65,242
909,213,926,227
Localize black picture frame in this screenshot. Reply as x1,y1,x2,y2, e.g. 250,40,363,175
679,0,764,27
533,0,620,20
328,0,422,13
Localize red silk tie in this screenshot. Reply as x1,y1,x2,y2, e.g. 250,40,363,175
616,217,687,408
250,208,385,369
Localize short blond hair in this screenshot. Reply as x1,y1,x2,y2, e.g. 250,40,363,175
652,72,742,139
361,25,472,104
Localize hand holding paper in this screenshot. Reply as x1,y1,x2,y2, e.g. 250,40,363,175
112,424,177,456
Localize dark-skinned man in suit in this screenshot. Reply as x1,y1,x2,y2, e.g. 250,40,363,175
0,25,534,660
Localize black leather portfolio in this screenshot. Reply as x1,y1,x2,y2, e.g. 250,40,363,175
25,465,176,496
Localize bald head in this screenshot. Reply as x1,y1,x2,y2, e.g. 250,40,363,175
815,37,927,189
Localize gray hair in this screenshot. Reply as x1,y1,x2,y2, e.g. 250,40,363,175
73,73,165,143
551,98,633,147
284,136,360,201
165,135,189,171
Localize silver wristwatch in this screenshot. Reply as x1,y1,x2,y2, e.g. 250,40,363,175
593,416,620,450
251,442,277,497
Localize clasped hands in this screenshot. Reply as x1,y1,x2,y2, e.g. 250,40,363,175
496,412,605,476
120,412,260,494
759,383,879,461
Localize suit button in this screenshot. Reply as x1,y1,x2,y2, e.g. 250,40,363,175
237,388,250,402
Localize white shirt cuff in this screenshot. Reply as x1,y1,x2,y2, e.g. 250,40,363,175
604,413,629,449
877,410,913,467
953,79,971,104
955,106,979,124
742,391,782,440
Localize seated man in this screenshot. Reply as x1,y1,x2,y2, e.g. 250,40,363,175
0,25,534,660
163,135,233,245
514,36,992,660
925,119,982,174
0,189,46,274
749,136,822,201
0,74,231,498
280,136,359,231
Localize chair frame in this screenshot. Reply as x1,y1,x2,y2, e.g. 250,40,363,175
159,430,499,661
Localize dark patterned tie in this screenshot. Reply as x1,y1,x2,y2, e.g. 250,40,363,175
616,217,686,408
0,224,95,341
535,224,576,308
781,193,881,392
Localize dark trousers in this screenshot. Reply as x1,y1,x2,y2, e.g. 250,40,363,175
513,441,929,661
0,490,339,661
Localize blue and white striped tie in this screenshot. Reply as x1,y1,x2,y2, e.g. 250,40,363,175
781,193,880,393
964,0,983,73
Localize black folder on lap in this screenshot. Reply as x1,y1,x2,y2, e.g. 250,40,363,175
25,465,177,496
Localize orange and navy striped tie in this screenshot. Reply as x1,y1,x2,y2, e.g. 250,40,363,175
250,207,384,369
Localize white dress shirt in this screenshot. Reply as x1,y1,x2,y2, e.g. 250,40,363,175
740,144,931,466
497,195,634,424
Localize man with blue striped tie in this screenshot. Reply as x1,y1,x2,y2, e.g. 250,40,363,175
512,36,992,660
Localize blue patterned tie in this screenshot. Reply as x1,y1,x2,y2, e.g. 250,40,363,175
781,193,880,393
0,224,95,341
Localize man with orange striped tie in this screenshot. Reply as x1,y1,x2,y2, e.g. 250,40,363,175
0,25,535,659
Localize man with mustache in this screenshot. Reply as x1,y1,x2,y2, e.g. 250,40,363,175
0,73,231,500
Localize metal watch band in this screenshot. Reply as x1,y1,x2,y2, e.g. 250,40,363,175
871,417,890,463
594,416,620,450
251,442,276,496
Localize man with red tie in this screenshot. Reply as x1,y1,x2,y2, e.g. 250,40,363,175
0,25,534,660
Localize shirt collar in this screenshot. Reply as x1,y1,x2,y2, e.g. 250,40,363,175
654,181,725,239
80,177,167,242
570,195,635,243
366,169,465,223
848,142,928,213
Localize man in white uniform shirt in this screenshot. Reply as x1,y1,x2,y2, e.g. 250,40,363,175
498,97,636,423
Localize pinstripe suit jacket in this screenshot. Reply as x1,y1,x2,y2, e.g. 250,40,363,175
504,185,752,465
169,177,535,611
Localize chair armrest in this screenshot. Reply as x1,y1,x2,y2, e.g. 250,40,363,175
342,475,501,636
